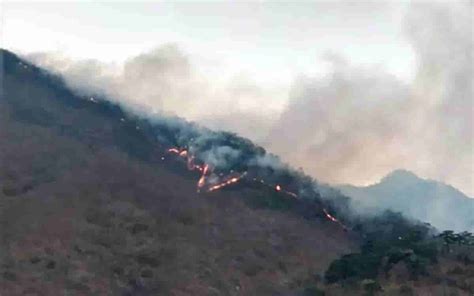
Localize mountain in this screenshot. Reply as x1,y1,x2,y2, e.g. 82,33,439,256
338,169,474,232
1,49,473,295
0,49,355,295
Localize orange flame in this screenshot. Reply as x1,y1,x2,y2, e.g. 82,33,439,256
323,208,348,231
274,184,298,199
323,209,338,223
167,148,347,230
168,148,180,154
168,147,246,192
197,164,210,188
208,172,247,192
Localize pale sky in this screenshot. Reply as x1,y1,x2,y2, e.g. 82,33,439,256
1,1,472,196
1,1,415,85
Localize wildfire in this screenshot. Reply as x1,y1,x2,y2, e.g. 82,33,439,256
197,164,210,189
208,172,247,192
167,147,244,192
323,208,348,231
168,147,207,187
274,184,298,199
273,182,345,229
167,148,180,154
323,209,338,223
167,146,348,231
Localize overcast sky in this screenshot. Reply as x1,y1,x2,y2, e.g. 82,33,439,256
1,1,472,196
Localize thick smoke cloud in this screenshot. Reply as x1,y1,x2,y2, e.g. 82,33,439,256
404,2,473,193
266,55,412,186
267,1,472,195
27,44,279,143
26,2,473,197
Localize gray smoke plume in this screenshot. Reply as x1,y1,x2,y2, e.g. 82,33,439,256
266,1,472,196
24,2,473,199
26,44,278,143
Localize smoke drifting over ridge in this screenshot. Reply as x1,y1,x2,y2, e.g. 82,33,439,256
25,2,473,196
27,44,281,144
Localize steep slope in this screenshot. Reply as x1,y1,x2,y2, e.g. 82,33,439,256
2,50,473,296
338,169,474,232
0,49,355,295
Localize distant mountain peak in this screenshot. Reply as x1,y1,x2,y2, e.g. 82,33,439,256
380,169,421,185
337,168,474,232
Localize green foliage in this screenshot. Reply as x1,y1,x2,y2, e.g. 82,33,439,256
439,231,474,246
325,210,439,284
438,230,474,255
404,254,430,279
325,253,381,283
361,279,382,296
413,241,438,263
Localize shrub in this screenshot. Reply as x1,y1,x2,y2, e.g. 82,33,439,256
361,279,382,295
399,285,414,296
303,285,325,296
244,193,293,211
326,210,439,284
325,253,381,283
404,254,429,279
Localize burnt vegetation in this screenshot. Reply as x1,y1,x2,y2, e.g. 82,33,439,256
0,49,473,295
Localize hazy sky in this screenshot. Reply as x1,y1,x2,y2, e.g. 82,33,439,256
1,1,472,196
2,1,415,84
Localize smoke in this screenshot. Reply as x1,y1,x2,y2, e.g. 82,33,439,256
267,1,473,196
404,2,473,194
26,44,280,143
266,55,412,186
24,2,472,197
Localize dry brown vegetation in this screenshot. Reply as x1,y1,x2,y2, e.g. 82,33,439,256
0,104,354,295
1,49,473,295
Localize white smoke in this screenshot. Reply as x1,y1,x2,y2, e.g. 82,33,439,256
24,2,473,197
27,44,280,143
266,1,472,196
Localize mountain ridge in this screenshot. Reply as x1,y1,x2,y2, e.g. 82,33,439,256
337,169,474,232
1,48,473,295
0,48,357,295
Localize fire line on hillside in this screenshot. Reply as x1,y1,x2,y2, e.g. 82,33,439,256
167,147,347,230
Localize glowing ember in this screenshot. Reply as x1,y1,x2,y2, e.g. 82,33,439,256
168,148,180,154
323,208,348,231
167,147,245,192
208,172,247,192
168,147,205,189
197,164,210,188
167,146,347,231
273,184,298,199
323,209,338,223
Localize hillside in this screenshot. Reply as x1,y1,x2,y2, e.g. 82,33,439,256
1,49,473,295
0,49,357,295
338,169,474,232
